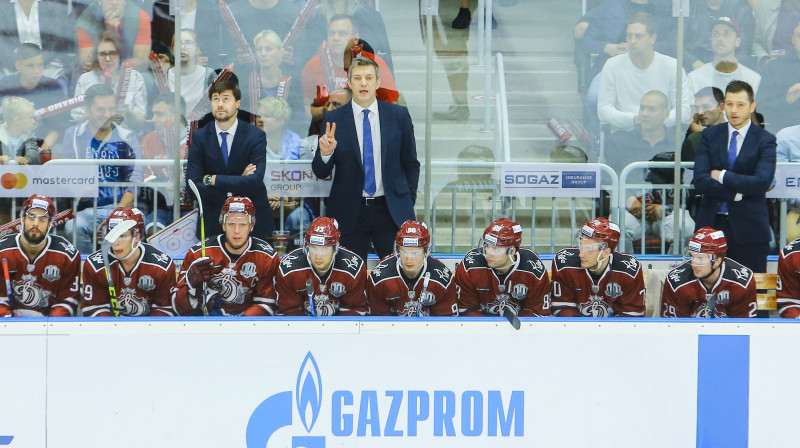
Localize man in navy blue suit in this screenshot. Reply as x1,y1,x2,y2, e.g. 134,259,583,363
693,80,776,273
312,57,420,261
186,80,273,241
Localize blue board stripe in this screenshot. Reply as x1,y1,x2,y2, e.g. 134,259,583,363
696,335,750,448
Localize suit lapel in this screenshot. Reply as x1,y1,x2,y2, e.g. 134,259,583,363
378,101,389,171
733,125,758,171
206,124,226,168
341,103,361,167
226,120,243,170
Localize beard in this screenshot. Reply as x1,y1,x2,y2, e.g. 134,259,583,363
23,228,47,246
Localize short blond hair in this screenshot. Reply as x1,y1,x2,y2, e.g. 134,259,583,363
1,96,34,122
257,96,291,121
253,29,282,49
348,56,379,80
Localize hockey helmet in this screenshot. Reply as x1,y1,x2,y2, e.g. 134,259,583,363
483,218,523,249
21,194,56,219
220,196,256,224
579,217,620,251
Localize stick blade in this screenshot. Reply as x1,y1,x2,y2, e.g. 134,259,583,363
187,179,203,215
503,306,521,330
105,219,137,243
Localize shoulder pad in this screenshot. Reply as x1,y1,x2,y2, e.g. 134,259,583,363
516,249,547,278
783,239,800,257
333,247,364,277
722,259,753,288
85,250,106,272
425,257,453,286
250,237,276,256
666,261,695,288
0,235,17,252
278,249,310,275
553,248,580,270
141,244,173,270
189,237,219,255
370,256,399,281
47,235,79,260
611,252,640,278
461,248,487,270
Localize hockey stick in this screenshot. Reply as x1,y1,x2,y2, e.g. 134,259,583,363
101,219,137,317
2,258,14,314
306,279,316,317
502,280,521,330
416,272,431,317
186,179,209,316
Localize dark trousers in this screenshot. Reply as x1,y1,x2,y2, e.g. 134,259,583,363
340,197,399,261
713,214,768,273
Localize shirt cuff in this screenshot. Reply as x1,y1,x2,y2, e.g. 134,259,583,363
734,193,743,201
321,153,332,163
717,169,726,184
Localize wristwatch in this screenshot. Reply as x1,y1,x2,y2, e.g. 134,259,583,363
204,175,212,186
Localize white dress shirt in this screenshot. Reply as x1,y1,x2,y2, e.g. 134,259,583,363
215,119,239,157
717,120,752,201
11,0,41,47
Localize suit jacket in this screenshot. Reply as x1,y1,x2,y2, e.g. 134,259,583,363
312,101,420,231
693,122,777,244
186,119,273,240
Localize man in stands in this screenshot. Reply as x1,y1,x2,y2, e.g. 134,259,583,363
81,207,177,317
0,195,80,317
173,196,280,316
550,218,645,317
662,227,757,318
276,217,368,316
687,17,760,96
682,86,725,161
455,218,551,317
777,238,800,318
368,220,457,317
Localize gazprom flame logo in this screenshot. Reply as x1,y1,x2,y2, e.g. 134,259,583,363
296,352,322,433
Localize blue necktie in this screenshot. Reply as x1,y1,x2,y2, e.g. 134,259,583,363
720,130,738,214
362,109,376,196
220,131,229,166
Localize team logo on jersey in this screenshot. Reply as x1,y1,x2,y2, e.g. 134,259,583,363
580,296,612,317
372,264,384,278
329,282,345,298
605,282,622,299
58,240,76,255
511,284,528,300
13,275,50,308
152,252,170,265
716,290,730,305
695,302,715,319
399,300,423,317
124,278,132,286
258,243,269,252
281,254,298,268
732,268,749,281
119,287,150,316
485,294,519,316
138,275,155,291
621,258,638,272
26,264,34,273
343,256,360,271
209,268,246,305
419,291,436,307
556,249,574,265
528,260,544,273
307,295,337,316
42,265,60,282
318,284,326,293
669,268,685,283
89,252,104,264
434,268,450,283
241,262,257,279
408,290,415,299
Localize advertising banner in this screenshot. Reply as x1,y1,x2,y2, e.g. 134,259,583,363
500,163,600,198
0,165,97,198
766,165,800,199
264,164,332,198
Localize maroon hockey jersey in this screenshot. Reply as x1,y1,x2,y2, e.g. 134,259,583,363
778,238,800,318
368,254,457,317
0,234,81,317
173,235,279,316
454,248,551,317
662,259,757,318
275,247,368,316
82,243,177,317
550,248,645,317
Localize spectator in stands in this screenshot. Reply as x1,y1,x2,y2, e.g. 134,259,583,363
0,97,40,165
776,120,800,242
59,84,143,254
454,218,551,317
76,0,151,70
0,0,77,75
0,44,67,150
301,15,397,123
72,31,148,131
777,237,800,317
151,0,225,70
451,0,497,30
605,90,674,174
257,96,303,161
140,93,190,234
683,0,755,71
683,87,726,162
753,0,800,65
303,0,394,72
693,80,776,273
758,20,800,132
662,227,757,318
226,0,302,66
597,13,692,131
687,17,761,97
245,29,306,133
550,217,646,317
168,29,216,114
423,1,471,121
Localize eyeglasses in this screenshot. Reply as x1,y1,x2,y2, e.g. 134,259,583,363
181,40,196,49
98,51,119,60
24,212,50,223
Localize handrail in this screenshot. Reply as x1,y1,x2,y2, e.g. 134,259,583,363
496,52,511,162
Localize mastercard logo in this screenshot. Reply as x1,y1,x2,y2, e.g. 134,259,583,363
1,173,27,189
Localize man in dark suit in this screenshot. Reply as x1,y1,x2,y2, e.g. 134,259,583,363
186,80,273,241
693,80,776,272
312,56,420,261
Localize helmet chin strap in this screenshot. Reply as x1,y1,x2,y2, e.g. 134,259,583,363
493,248,518,272
698,256,721,280
117,236,142,262
591,246,611,272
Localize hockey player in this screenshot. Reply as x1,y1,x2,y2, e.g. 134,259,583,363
454,218,551,317
174,196,279,316
81,207,177,316
551,217,645,317
662,227,757,318
368,221,457,316
276,217,368,316
0,195,81,317
778,238,800,318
